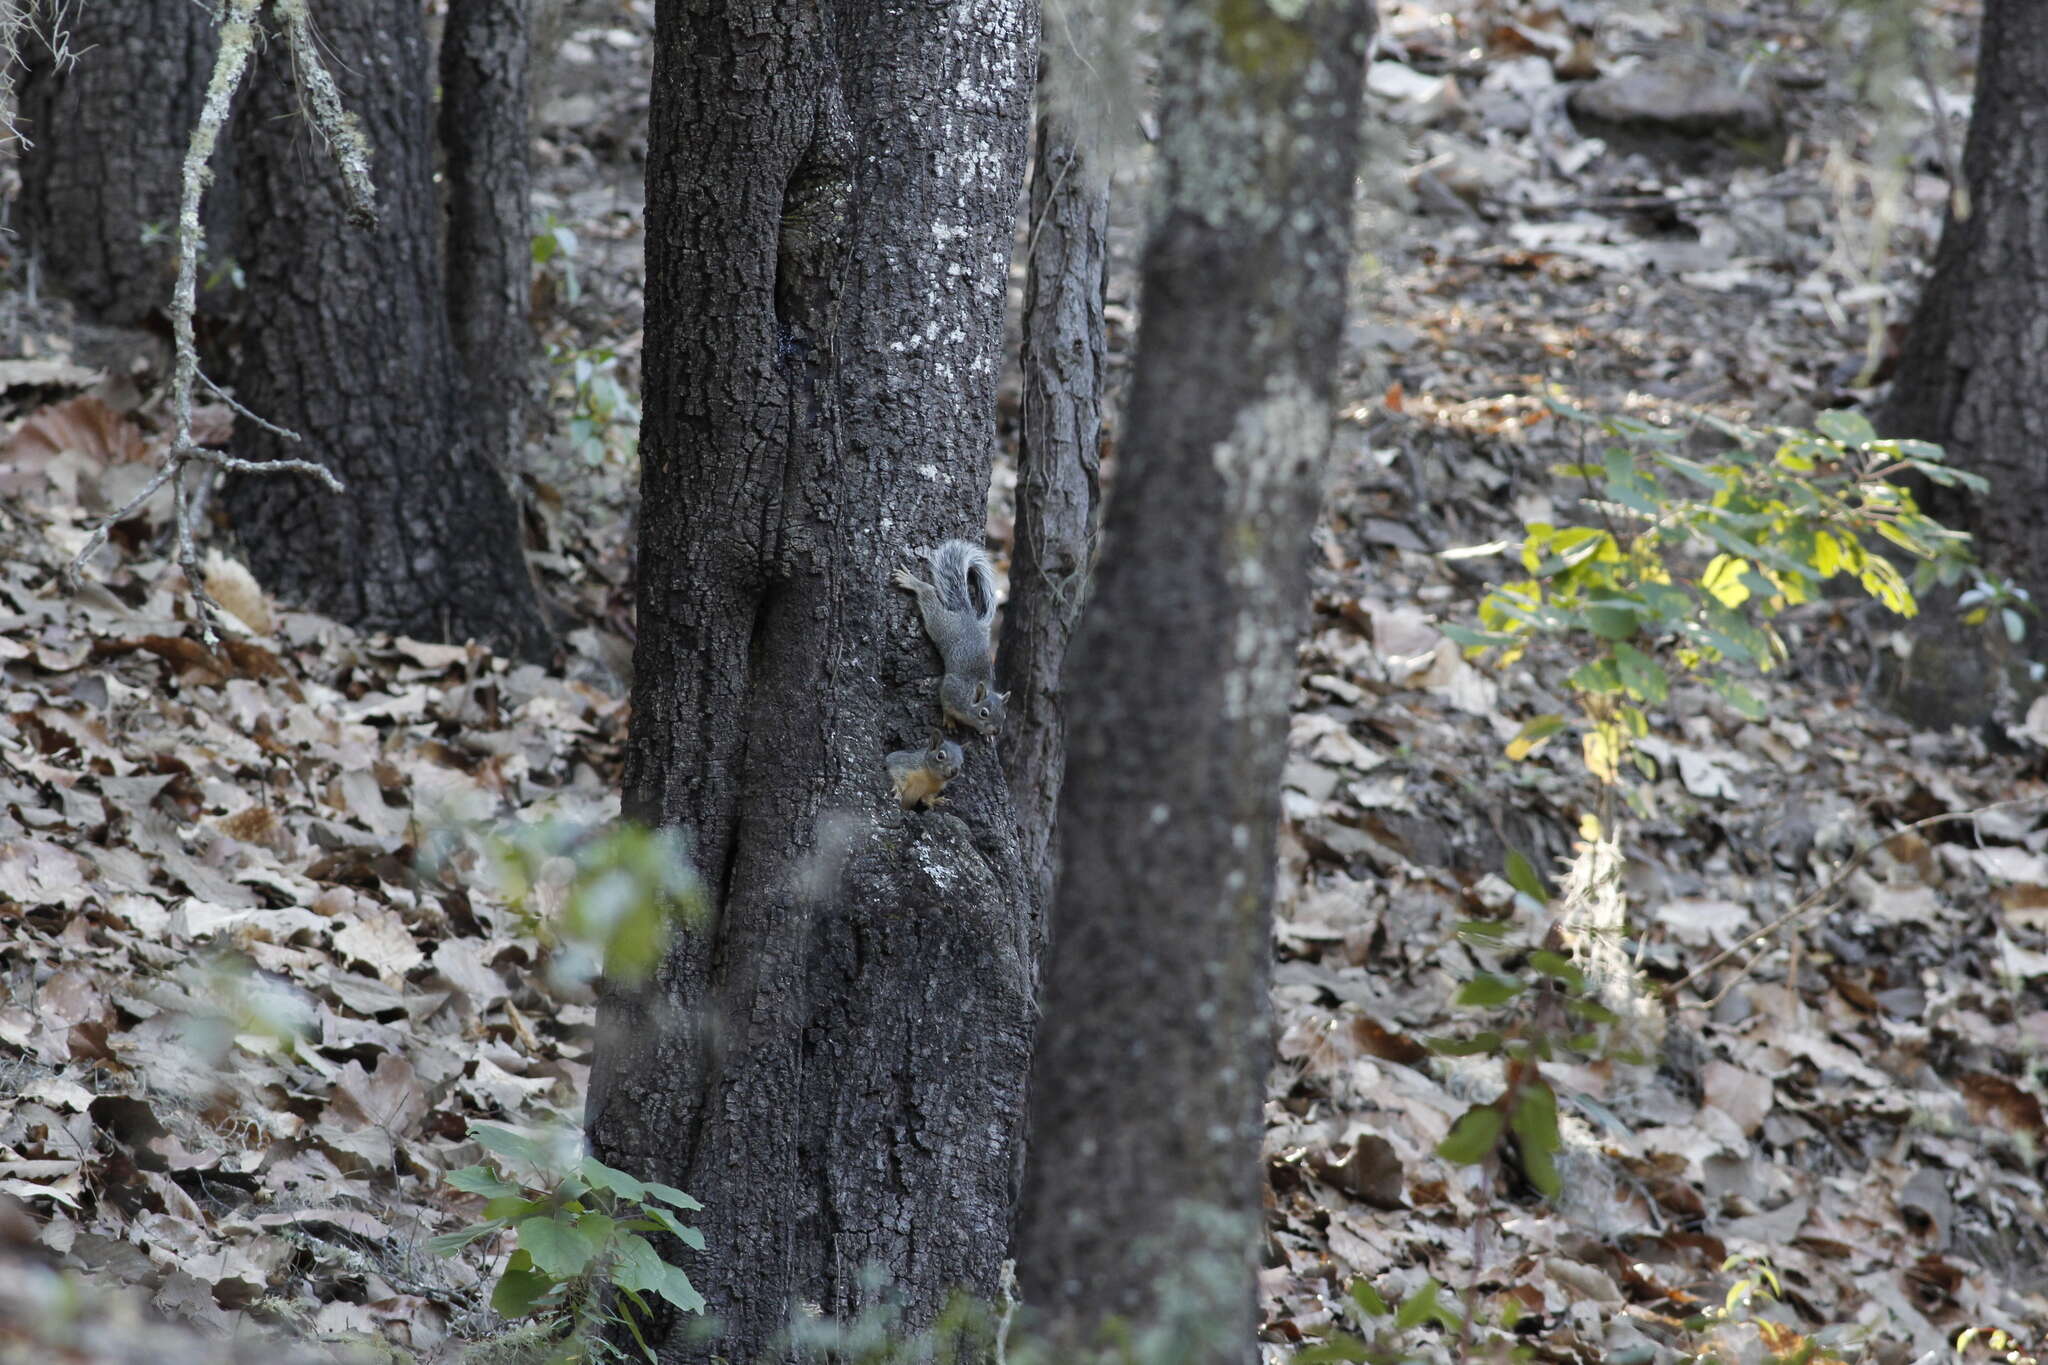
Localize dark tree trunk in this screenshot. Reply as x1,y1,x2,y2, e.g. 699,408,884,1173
1013,0,1373,1356
15,2,224,326
584,0,1038,1357
440,0,536,470
997,83,1107,912
13,0,549,661
216,2,550,658
1882,0,2048,612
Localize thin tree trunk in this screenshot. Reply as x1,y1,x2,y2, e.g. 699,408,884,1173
998,80,1107,913
219,1,551,658
1014,0,1373,1356
440,0,535,470
584,0,1038,1356
1882,0,2048,611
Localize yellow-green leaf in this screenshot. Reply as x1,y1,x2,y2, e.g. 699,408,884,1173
1701,554,1751,607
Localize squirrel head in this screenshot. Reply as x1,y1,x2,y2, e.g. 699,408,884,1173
942,677,1007,735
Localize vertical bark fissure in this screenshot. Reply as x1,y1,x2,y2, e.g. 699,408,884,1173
440,0,536,471
998,76,1108,920
1014,0,1372,1356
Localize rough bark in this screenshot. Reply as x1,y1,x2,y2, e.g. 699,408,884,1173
13,0,549,659
997,83,1107,912
15,1,224,326
1882,0,2048,614
440,0,536,469
584,0,1038,1358
1013,0,1373,1356
216,2,550,658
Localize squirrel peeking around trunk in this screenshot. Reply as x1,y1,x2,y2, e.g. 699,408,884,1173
893,539,1007,736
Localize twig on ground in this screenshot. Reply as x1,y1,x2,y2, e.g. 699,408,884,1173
1663,795,2048,1008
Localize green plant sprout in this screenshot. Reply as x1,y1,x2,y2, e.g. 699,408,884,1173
1443,393,1987,784
433,1121,705,1363
547,342,640,468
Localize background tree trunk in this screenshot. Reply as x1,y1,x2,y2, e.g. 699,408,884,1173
216,1,550,658
14,0,549,660
1013,0,1373,1356
1882,0,2048,613
998,79,1107,912
584,0,1038,1357
15,1,225,326
441,0,536,471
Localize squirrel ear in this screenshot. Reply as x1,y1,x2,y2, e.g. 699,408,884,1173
971,681,989,703
998,691,1010,704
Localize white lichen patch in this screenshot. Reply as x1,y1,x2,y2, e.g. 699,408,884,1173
1212,373,1330,722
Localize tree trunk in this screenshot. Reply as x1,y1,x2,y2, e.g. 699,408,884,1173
1013,0,1373,1356
15,1,225,326
216,1,551,658
584,0,1038,1357
998,81,1107,913
440,0,536,471
1882,0,2048,612
14,0,549,660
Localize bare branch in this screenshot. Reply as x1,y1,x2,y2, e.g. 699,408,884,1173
65,0,348,649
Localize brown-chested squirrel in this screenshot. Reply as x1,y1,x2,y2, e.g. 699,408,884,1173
886,736,964,809
893,540,1007,736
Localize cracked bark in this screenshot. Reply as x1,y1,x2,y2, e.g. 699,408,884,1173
998,81,1107,917
441,0,536,472
584,0,1038,1358
1013,0,1374,1356
1879,0,2048,722
15,0,549,660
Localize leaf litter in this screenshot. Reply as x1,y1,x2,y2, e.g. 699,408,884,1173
5,0,2047,1361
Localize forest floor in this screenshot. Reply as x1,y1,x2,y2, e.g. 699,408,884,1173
3,0,2046,1361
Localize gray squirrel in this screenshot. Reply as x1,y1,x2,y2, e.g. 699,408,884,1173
893,540,1007,736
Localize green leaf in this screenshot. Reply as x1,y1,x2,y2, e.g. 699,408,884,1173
518,1214,602,1279
483,1195,543,1222
1293,1339,1374,1363
472,1123,551,1170
1441,622,1522,651
580,1156,649,1202
634,1204,707,1250
1350,1279,1390,1318
1611,641,1669,704
1526,950,1584,989
1428,1032,1503,1057
1814,408,1876,447
1454,973,1525,1008
447,1164,524,1200
1510,1082,1563,1197
640,1181,704,1211
1568,658,1623,695
426,1222,502,1257
1437,1105,1505,1166
1584,602,1641,641
1394,1278,1462,1332
1709,675,1766,720
491,1250,557,1319
1505,714,1565,761
1504,850,1548,905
